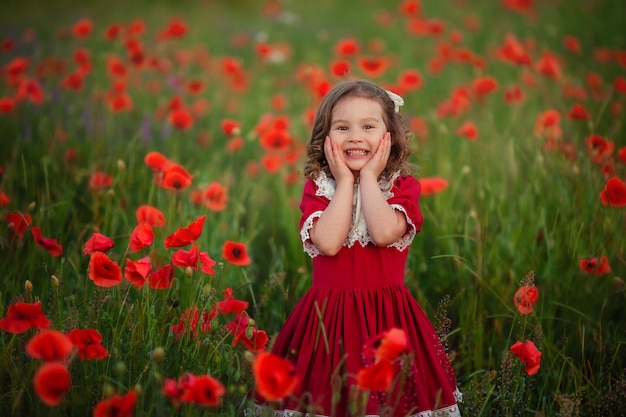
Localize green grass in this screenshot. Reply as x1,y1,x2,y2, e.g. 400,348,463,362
1,0,625,415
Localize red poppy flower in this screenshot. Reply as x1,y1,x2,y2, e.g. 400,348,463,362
26,329,74,362
535,51,562,79
68,328,108,360
62,72,84,91
495,34,531,66
330,60,351,78
169,108,193,130
6,56,29,76
363,327,407,362
616,147,626,164
563,35,581,54
202,182,229,211
72,18,93,39
107,93,133,112
567,103,591,120
579,256,612,275
199,252,217,275
178,374,225,406
124,256,152,288
218,288,249,314
614,76,626,94
534,109,562,139
334,38,360,57
135,205,166,227
585,134,614,163
399,0,421,17
5,212,32,239
33,362,71,406
93,390,137,417
472,76,499,98
163,373,196,407
171,306,217,340
0,191,8,207
144,151,171,172
510,340,542,376
253,352,299,401
129,223,154,252
356,359,394,391
504,85,525,104
0,301,51,334
222,241,251,266
88,170,114,191
88,251,122,288
261,154,283,173
260,128,292,152
164,216,206,248
419,177,448,195
31,227,63,257
456,121,478,140
157,164,194,191
16,78,45,104
172,243,200,269
0,96,16,113
240,328,269,352
397,69,422,91
220,119,241,136
83,232,115,255
513,284,539,314
149,264,174,289
357,56,389,78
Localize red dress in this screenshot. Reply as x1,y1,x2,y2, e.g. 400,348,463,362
252,173,462,417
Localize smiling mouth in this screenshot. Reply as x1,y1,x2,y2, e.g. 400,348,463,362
345,150,369,156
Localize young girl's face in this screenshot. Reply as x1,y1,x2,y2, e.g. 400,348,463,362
328,96,388,177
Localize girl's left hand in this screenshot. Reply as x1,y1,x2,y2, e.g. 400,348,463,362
361,132,391,180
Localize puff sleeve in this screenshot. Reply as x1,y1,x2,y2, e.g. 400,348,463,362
299,179,330,257
386,175,424,250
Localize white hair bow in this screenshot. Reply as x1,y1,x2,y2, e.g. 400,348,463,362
385,90,404,113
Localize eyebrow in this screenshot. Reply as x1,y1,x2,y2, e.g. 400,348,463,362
331,117,381,124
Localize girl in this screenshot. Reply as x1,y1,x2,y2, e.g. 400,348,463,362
252,80,462,416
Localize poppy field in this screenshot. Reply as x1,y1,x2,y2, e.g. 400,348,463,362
1,0,625,415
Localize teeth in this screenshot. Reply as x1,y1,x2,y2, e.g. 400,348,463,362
346,150,368,156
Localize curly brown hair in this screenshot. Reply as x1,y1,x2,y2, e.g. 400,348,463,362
304,79,414,181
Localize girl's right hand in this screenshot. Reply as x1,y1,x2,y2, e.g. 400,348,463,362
324,136,354,185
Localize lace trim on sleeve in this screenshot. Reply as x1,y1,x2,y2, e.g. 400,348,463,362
387,204,416,251
300,210,324,258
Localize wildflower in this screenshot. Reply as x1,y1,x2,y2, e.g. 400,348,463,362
363,327,408,362
158,164,194,191
88,252,122,288
169,108,193,130
357,359,394,391
149,264,174,289
129,223,154,252
202,182,229,211
163,373,196,407
253,352,299,401
164,215,206,248
26,330,74,362
34,362,71,406
513,284,539,314
579,256,612,275
218,288,249,314
472,76,499,98
334,38,360,57
567,103,591,120
68,329,108,360
563,35,581,54
124,256,152,288
88,170,114,191
171,305,217,340
419,177,449,195
144,151,170,172
357,56,389,78
398,69,422,91
0,96,16,113
222,241,251,266
331,60,351,78
180,374,225,406
504,85,525,104
584,134,614,163
220,119,241,136
456,121,478,140
510,340,542,375
83,232,115,255
72,18,93,39
135,205,166,227
0,301,51,334
31,227,63,257
5,212,32,239
93,390,137,417
160,19,187,39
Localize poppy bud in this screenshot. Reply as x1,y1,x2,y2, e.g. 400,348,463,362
185,266,194,278
248,318,256,327
107,189,115,197
244,350,254,363
103,383,115,398
115,361,126,375
25,280,33,292
117,159,126,170
152,347,165,364
51,275,59,287
133,384,142,395
202,284,212,298
28,201,36,211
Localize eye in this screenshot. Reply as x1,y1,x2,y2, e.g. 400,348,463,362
364,125,375,130
336,126,348,131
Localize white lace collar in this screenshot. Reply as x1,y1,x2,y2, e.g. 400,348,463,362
301,171,416,257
